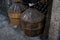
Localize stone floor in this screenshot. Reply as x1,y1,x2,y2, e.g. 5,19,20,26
0,25,42,40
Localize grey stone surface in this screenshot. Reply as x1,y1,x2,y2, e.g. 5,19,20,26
49,0,60,40
0,14,9,28
0,25,41,40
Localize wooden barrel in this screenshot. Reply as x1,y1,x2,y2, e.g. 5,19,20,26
21,20,43,37
8,12,21,25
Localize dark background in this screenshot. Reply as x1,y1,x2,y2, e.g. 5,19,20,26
0,0,8,16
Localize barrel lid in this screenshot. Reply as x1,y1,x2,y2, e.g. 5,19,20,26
21,8,44,23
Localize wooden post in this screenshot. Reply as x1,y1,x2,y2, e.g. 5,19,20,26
42,0,53,39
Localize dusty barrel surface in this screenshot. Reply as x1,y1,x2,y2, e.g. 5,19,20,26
21,8,44,37
21,21,43,37
8,2,22,25
8,12,21,25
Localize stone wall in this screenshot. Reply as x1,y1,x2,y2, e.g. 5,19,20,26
49,0,60,40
